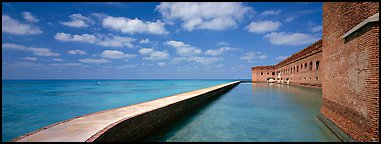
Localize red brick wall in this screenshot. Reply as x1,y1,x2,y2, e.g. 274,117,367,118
251,66,276,82
321,2,379,142
252,40,322,87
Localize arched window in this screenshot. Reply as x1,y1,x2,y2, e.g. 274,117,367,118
261,72,263,75
309,61,313,70
301,64,303,69
316,61,320,70
272,72,275,75
305,63,307,69
297,66,299,72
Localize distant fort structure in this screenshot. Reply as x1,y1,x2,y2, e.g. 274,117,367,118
251,2,379,142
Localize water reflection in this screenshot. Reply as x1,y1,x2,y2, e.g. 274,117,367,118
144,83,339,142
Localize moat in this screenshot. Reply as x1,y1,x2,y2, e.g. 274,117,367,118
144,83,339,142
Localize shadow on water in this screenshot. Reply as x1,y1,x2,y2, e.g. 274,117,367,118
141,83,339,142
141,88,232,142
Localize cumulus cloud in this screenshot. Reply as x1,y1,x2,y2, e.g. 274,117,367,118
139,48,169,61
165,40,202,56
68,50,87,55
240,51,267,62
246,20,281,33
22,12,39,23
204,47,238,56
2,43,60,57
102,16,168,35
264,32,320,46
156,2,253,31
61,13,93,28
216,42,229,46
100,50,136,59
2,14,42,35
260,10,282,16
22,57,38,61
79,58,110,64
55,32,97,43
172,56,222,65
139,38,151,44
55,32,135,48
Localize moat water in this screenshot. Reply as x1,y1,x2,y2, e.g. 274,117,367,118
144,83,340,142
2,79,232,142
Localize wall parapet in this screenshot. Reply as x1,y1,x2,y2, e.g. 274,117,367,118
11,81,240,142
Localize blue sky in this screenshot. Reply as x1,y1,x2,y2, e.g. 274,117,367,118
2,2,322,79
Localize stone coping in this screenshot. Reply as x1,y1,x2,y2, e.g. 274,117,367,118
11,81,240,142
342,12,379,39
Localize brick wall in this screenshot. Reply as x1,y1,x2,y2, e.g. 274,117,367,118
251,66,276,82
251,40,322,87
321,2,379,142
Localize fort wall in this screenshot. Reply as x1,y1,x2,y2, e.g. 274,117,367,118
251,40,322,87
321,2,379,142
251,2,379,141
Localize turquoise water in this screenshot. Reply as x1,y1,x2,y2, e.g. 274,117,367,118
145,83,340,142
1,79,232,142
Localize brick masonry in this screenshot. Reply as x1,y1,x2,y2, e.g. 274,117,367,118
321,2,379,142
252,40,322,87
251,2,379,142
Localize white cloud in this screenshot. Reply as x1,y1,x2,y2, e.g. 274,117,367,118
240,51,267,62
191,57,222,65
204,47,237,56
61,13,92,28
2,43,60,57
55,32,97,43
139,48,169,61
158,62,166,67
156,2,253,31
2,14,42,35
100,50,136,59
285,16,297,22
217,42,229,46
22,57,37,61
68,50,87,55
264,32,320,46
275,56,288,60
246,20,281,33
260,10,282,16
258,55,268,59
309,25,322,32
172,56,222,65
52,58,64,62
165,40,202,56
139,38,150,44
97,35,135,48
55,32,135,48
79,58,110,64
22,12,39,23
102,16,168,35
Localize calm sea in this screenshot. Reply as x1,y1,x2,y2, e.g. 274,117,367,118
1,79,233,142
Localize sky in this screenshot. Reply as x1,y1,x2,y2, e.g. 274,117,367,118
2,2,322,79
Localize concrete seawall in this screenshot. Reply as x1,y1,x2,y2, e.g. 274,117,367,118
11,81,240,142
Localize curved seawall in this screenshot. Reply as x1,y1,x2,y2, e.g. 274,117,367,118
11,81,240,142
